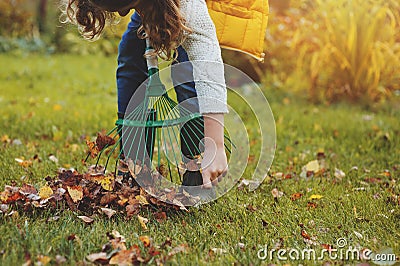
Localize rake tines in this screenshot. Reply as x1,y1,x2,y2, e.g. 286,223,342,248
84,36,234,186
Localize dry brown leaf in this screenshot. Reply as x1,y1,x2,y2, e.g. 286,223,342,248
100,193,118,206
301,229,311,240
86,140,99,158
109,250,135,265
96,132,116,151
19,184,38,195
126,204,140,219
290,192,303,201
154,211,167,223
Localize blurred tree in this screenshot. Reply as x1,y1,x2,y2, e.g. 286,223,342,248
38,0,48,34
269,0,291,14
0,0,35,37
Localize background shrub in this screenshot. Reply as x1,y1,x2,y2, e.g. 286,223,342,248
264,0,400,103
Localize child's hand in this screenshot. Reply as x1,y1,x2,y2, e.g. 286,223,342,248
201,113,228,189
201,145,228,188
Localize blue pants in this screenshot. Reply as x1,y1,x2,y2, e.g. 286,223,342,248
117,12,198,114
117,12,203,159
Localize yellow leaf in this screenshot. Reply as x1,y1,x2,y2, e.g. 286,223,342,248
309,194,323,200
305,160,320,173
15,158,33,168
37,255,51,266
99,176,114,191
139,235,151,247
138,215,148,230
135,195,149,206
1,135,10,143
39,185,53,199
67,186,83,203
53,104,62,111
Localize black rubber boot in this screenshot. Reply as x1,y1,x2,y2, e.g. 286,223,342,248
180,116,204,185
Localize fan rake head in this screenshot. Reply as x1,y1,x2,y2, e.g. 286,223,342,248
84,38,233,203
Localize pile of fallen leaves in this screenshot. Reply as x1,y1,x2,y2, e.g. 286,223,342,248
0,132,206,219
86,231,188,265
0,162,201,220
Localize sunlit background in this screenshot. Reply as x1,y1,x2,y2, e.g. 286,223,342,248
1,0,399,103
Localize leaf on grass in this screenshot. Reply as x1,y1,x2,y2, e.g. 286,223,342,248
305,160,320,172
307,202,318,209
168,244,189,257
334,168,346,179
301,229,311,240
290,193,303,201
55,255,67,264
38,185,53,199
209,248,227,255
36,255,51,266
300,160,323,178
46,216,60,222
67,186,83,203
77,215,94,225
15,158,33,168
271,188,283,198
1,134,10,143
154,211,167,223
100,208,116,219
48,155,59,164
126,204,140,219
138,215,148,230
109,249,135,265
0,204,9,213
86,252,108,263
139,235,151,247
309,194,323,200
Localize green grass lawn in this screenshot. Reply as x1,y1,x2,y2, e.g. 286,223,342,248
0,54,399,265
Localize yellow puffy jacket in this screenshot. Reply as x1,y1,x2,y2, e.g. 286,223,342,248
207,0,269,61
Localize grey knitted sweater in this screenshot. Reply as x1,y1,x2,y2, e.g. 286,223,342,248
179,0,228,114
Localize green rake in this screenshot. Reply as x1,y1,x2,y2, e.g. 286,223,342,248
86,37,233,186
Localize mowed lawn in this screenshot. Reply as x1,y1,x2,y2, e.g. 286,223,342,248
0,54,399,265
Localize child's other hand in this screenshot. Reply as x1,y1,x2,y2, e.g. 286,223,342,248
201,113,228,189
201,145,228,189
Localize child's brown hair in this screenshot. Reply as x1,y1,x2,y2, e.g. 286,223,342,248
62,0,191,59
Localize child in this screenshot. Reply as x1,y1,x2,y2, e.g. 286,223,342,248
62,0,228,190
